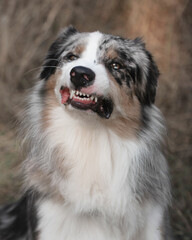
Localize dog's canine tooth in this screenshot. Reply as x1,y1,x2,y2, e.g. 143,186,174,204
91,96,94,101
70,90,74,99
95,97,98,102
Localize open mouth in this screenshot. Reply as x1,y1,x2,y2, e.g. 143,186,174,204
60,87,113,119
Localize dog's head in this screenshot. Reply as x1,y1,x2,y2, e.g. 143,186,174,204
39,26,159,135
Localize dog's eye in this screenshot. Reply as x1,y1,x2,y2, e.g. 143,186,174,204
65,53,79,61
111,62,122,70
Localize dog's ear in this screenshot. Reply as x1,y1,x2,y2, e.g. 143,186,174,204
127,38,159,105
144,51,159,105
133,49,159,106
40,26,78,80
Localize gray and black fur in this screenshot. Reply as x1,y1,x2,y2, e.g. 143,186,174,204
0,190,38,240
0,27,173,240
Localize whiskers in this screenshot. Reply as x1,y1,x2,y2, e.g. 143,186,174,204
25,59,61,75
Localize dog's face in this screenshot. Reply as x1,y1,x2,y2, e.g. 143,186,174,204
40,27,159,136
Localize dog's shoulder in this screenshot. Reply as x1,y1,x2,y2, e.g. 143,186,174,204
0,190,38,240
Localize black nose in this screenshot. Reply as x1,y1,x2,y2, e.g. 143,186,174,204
70,66,95,89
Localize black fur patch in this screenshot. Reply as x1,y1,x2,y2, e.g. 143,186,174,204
144,51,159,105
0,190,38,240
40,26,78,80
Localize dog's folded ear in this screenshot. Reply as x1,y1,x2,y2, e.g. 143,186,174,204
40,26,78,80
122,38,159,106
133,48,159,106
143,51,159,105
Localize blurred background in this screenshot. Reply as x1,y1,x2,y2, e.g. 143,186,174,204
0,0,191,239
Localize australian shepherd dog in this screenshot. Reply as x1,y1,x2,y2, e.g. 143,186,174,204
0,27,172,240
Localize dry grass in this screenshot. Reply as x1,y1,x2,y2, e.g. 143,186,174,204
0,0,191,239
0,124,22,203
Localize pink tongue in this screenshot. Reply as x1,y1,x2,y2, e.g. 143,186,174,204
60,88,70,104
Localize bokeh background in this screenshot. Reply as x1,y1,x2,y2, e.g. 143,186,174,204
0,0,191,239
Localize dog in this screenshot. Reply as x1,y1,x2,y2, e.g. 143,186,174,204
0,26,172,240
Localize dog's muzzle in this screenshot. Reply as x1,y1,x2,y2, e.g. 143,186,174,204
60,66,113,119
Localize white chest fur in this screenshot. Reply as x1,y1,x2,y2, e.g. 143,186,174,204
37,199,163,240
37,107,164,240
45,107,140,216
37,200,124,240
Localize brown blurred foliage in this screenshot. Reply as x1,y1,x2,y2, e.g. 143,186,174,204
0,0,191,239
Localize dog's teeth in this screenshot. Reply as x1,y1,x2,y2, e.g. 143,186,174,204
71,90,98,103
70,90,74,99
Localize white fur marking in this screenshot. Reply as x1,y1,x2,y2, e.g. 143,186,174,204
82,32,102,63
